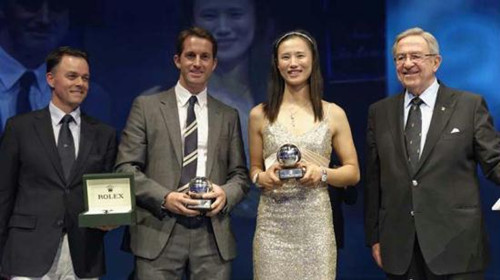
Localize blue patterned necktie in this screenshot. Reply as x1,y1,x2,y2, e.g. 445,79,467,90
58,114,75,181
405,97,423,174
178,96,198,191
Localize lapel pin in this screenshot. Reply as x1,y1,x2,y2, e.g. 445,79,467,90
441,107,446,111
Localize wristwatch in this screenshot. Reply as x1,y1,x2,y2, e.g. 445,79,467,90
321,169,328,183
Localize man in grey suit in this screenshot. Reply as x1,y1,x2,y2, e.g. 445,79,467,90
365,27,500,279
115,26,249,279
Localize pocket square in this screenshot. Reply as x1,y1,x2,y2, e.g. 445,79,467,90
450,128,460,134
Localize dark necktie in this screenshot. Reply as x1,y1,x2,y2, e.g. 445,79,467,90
17,71,36,115
178,96,198,190
58,115,75,181
405,97,424,174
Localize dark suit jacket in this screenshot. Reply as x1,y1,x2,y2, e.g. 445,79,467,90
115,87,249,261
0,108,116,277
365,83,500,275
329,186,357,249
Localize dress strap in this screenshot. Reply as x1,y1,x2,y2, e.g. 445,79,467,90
324,102,333,122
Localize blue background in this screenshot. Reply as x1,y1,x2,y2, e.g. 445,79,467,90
2,0,500,279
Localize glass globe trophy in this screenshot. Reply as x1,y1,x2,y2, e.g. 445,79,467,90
187,177,213,210
276,144,304,179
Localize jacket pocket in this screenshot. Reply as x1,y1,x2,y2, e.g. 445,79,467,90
440,131,465,141
8,214,37,229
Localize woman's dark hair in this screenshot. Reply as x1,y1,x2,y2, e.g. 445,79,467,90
263,29,324,123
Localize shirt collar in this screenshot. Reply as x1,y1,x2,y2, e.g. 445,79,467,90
0,45,47,90
404,78,439,109
49,101,81,126
175,81,207,109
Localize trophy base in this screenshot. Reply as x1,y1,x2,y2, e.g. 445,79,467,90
278,168,305,179
187,199,212,210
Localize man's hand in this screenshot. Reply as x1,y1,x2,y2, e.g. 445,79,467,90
163,192,201,217
97,225,119,231
202,184,226,217
372,243,383,268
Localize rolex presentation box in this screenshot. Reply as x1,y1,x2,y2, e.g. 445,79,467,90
78,173,136,227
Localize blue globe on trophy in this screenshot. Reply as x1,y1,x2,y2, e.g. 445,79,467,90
188,177,213,210
277,144,304,179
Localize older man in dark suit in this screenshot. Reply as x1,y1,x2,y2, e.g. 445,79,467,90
0,47,116,279
115,26,249,280
365,27,500,279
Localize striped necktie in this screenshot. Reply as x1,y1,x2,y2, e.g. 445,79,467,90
178,95,198,191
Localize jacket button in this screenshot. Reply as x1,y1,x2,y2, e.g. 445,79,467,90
412,180,418,187
56,220,64,227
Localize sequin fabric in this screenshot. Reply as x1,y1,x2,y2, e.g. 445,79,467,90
253,121,337,280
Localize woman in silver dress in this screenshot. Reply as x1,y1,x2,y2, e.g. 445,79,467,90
249,30,360,279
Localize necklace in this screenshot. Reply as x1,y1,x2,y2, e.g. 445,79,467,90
290,107,298,128
287,100,310,128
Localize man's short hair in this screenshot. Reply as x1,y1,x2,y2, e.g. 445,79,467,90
392,27,440,57
46,46,89,73
175,26,217,58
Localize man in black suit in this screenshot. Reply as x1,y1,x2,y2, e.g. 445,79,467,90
365,27,500,279
0,46,116,279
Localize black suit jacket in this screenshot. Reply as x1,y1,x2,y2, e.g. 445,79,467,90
0,108,116,277
329,186,357,249
365,83,500,275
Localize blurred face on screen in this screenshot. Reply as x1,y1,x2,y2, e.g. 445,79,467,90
174,36,217,94
395,35,441,95
277,36,313,89
193,0,255,65
2,0,69,56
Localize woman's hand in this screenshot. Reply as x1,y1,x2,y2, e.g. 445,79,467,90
256,163,283,191
297,161,323,187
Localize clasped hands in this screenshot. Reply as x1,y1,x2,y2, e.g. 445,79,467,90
163,184,226,217
257,161,324,191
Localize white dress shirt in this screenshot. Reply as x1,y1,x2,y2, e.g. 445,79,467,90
175,82,208,177
404,78,439,158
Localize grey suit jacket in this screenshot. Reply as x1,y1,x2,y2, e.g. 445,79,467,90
365,83,500,275
115,87,249,261
0,108,116,277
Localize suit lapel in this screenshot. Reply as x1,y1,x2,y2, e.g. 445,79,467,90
386,93,413,176
68,114,96,185
415,85,456,174
206,95,222,178
159,88,183,167
33,108,66,184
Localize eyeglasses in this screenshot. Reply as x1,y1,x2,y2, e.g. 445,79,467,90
15,0,69,13
394,53,437,65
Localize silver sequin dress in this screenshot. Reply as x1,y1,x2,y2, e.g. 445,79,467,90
253,121,337,280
